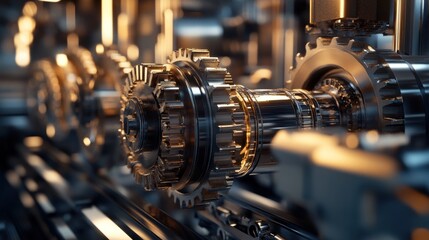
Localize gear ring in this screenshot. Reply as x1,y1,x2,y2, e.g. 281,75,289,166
289,37,404,133
167,49,241,207
121,49,243,204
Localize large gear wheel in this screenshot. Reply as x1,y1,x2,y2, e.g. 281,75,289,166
121,49,242,204
167,49,241,207
121,49,246,206
289,37,405,133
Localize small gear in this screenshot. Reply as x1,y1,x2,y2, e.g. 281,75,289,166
289,37,404,133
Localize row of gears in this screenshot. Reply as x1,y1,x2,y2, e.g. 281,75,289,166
121,37,429,207
29,37,429,207
29,47,132,168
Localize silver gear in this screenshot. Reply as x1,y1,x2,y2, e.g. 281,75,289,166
167,48,242,207
121,49,243,204
289,37,404,133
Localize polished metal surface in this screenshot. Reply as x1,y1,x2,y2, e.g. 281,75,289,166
119,46,429,208
1,0,429,240
290,37,429,141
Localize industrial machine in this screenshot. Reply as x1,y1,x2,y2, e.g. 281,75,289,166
1,0,428,239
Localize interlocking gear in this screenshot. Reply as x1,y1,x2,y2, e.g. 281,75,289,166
124,45,423,207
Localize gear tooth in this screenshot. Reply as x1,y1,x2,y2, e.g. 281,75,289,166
346,38,355,49
305,42,312,52
316,37,325,48
330,37,339,46
295,52,304,63
122,65,183,191
225,73,233,85
199,57,220,69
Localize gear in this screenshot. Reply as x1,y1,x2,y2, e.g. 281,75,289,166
289,37,404,133
62,47,102,160
167,49,241,207
91,49,133,167
121,63,185,190
30,60,70,140
121,49,242,203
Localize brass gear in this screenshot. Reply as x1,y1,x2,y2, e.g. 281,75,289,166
29,60,70,140
63,47,102,160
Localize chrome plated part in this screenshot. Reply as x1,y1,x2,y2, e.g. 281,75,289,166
290,37,429,140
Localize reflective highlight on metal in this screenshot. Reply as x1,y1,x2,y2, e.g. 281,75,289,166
290,37,429,139
120,48,388,206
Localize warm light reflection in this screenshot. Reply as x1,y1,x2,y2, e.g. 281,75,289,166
271,130,338,155
15,45,30,67
25,179,39,192
118,13,129,51
66,2,75,31
67,33,79,48
39,0,61,2
102,0,113,46
220,56,231,67
56,53,69,67
82,206,132,240
96,44,105,54
20,192,35,208
311,145,398,178
83,137,91,146
127,44,139,61
46,123,56,138
23,1,37,17
345,134,359,148
24,136,43,148
412,228,429,240
339,0,345,18
14,32,34,46
396,187,429,215
365,130,379,143
18,16,36,33
164,8,173,58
